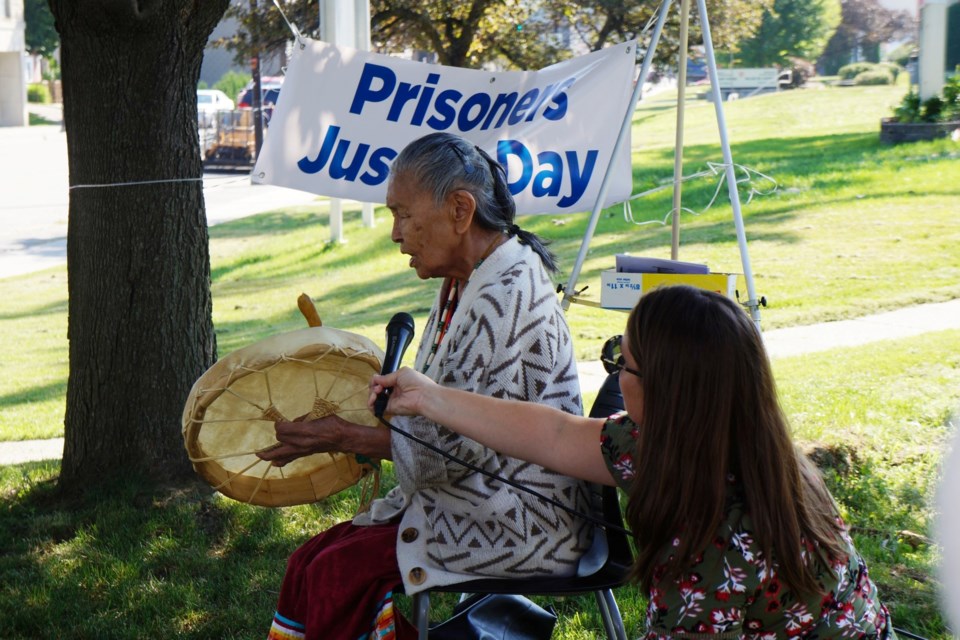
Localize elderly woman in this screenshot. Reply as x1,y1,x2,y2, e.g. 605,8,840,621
259,132,592,640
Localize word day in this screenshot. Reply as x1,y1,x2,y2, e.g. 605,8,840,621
297,126,600,209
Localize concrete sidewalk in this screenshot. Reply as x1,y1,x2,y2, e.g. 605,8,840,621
0,118,319,279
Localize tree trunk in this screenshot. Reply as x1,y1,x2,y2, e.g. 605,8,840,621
50,0,228,490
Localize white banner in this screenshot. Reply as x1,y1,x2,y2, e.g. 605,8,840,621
252,39,636,215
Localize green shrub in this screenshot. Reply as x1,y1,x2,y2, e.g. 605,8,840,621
854,69,894,86
920,96,944,122
943,72,960,120
27,83,51,104
839,62,877,80
891,72,960,123
214,70,252,104
876,61,902,82
894,90,921,123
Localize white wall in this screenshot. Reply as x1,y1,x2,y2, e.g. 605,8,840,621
918,0,958,98
0,0,27,126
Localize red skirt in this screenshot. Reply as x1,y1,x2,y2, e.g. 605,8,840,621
268,520,418,640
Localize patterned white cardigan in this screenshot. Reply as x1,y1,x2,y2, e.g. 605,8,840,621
353,236,594,594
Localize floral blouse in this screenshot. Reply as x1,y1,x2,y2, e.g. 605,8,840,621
599,412,894,639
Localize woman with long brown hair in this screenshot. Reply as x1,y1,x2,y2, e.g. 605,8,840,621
372,285,894,638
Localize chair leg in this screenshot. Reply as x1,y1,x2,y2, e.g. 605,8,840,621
594,589,628,640
412,591,431,640
602,588,628,640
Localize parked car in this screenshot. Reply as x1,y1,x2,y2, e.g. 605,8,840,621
197,89,235,127
237,82,282,125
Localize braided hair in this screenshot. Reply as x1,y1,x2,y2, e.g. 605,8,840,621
389,132,559,273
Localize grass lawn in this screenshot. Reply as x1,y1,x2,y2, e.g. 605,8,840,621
1,79,959,637
2,330,958,638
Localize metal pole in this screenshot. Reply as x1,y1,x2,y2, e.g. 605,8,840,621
355,0,376,229
695,0,762,325
561,0,674,311
321,0,345,243
671,0,691,260
250,0,264,159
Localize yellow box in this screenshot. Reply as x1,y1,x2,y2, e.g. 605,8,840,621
599,270,743,310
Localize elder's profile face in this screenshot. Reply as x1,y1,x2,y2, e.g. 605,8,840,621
386,173,458,280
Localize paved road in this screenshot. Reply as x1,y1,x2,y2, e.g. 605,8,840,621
0,115,319,279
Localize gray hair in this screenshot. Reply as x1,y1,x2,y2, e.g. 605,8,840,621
389,132,558,273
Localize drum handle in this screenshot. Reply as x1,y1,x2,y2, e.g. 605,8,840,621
298,293,323,327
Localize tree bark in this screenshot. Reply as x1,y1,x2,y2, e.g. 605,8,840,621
50,0,228,490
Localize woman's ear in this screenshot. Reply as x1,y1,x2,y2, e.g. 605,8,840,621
448,190,477,234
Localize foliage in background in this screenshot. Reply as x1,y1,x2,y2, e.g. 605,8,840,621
213,0,766,71
213,70,252,104
839,61,884,80
212,0,320,72
368,0,566,69
735,0,840,68
539,0,766,68
893,71,960,123
885,41,916,68
27,82,52,103
818,0,914,75
24,0,58,57
853,70,894,86
838,61,901,86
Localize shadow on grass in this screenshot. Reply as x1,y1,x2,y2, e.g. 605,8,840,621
0,464,379,638
207,132,896,295
208,209,327,241
0,298,69,321
0,380,66,408
640,131,960,199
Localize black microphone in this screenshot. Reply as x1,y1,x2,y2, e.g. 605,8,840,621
374,312,416,418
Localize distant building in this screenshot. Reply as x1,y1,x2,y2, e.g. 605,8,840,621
0,0,27,127
918,0,959,98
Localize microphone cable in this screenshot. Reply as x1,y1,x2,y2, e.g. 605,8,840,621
376,414,633,537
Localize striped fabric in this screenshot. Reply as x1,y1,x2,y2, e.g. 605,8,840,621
367,592,398,639
267,611,305,640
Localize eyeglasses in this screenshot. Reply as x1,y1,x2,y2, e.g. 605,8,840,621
600,335,642,378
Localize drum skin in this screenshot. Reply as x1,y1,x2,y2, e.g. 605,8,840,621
182,326,384,507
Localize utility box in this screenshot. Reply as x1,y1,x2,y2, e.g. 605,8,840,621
600,270,743,310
